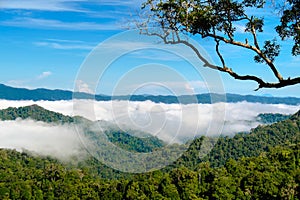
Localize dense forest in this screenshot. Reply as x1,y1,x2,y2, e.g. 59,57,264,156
0,106,299,199
0,143,299,199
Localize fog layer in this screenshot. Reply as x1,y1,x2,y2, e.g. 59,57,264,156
0,119,86,160
0,100,298,144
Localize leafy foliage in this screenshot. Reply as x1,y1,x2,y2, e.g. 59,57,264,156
276,0,300,56
254,39,281,63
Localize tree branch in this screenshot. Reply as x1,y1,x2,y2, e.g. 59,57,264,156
215,39,226,68
139,28,300,90
138,0,300,90
247,16,284,82
205,33,284,82
255,77,300,91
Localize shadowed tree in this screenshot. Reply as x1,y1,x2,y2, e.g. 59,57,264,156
137,0,300,90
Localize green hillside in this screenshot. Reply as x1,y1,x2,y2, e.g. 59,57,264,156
0,105,165,154
205,110,300,167
171,110,300,170
0,143,299,199
104,129,165,153
0,105,300,199
0,104,74,124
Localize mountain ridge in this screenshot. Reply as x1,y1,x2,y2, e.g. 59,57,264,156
1,83,300,105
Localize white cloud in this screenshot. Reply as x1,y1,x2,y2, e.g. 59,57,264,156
0,0,87,12
34,41,95,50
101,40,154,51
98,38,210,64
75,80,94,94
7,79,28,87
185,80,207,92
234,24,246,33
0,100,298,144
93,0,142,7
1,17,120,30
0,99,298,171
6,71,53,88
1,99,297,173
129,50,187,62
0,119,87,160
37,71,52,80
126,81,208,95
0,0,142,12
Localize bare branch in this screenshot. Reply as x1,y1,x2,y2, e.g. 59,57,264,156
254,77,300,91
205,33,284,82
214,39,226,68
139,27,300,90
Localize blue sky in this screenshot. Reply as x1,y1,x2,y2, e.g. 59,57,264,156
0,0,299,97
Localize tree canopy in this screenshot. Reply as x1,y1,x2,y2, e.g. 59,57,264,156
1,143,299,199
138,0,300,90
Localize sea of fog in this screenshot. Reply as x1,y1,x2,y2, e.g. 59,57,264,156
0,100,299,160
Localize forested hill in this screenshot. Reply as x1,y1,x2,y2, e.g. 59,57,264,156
0,106,300,198
0,104,74,124
0,105,165,154
1,83,300,105
174,109,300,169
257,113,291,124
291,110,300,119
0,141,299,199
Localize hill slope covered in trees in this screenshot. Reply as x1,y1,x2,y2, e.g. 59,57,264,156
0,143,299,199
173,110,300,170
0,105,299,199
0,105,165,154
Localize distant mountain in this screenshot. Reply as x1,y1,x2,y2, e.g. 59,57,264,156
1,83,300,105
0,83,95,101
